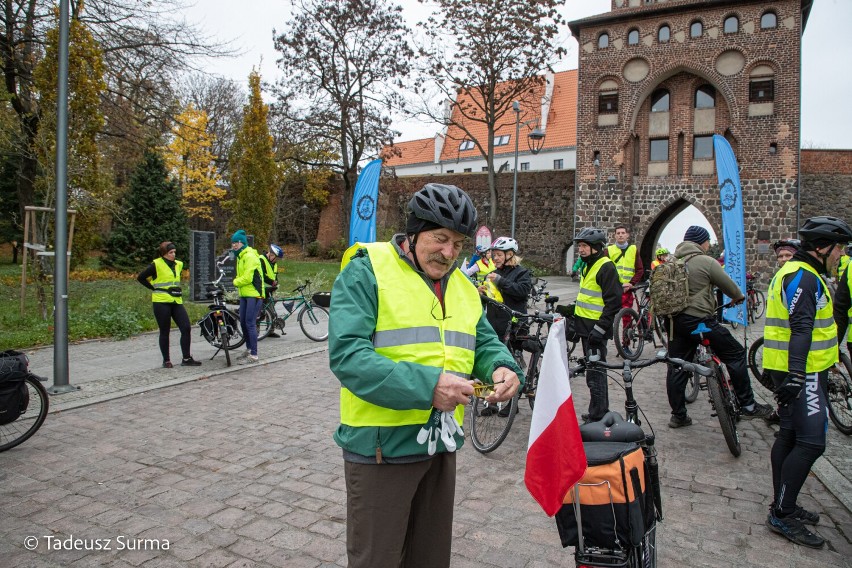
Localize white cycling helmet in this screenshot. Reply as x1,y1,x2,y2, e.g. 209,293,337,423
490,236,518,252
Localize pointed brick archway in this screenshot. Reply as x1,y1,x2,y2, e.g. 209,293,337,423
637,194,719,269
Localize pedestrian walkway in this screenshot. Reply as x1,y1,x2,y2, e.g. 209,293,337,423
1,276,849,567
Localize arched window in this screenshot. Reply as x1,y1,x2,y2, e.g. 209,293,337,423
658,25,670,43
598,79,619,114
690,20,703,38
749,65,776,102
761,11,777,29
695,85,715,109
628,29,640,45
598,33,609,49
651,89,670,112
724,15,739,34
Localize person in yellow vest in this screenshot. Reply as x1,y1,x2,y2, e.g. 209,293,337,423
765,216,852,548
608,225,644,347
650,247,669,270
136,241,201,368
574,227,623,423
665,226,772,428
463,243,495,283
837,245,850,279
329,183,523,568
231,229,265,364
259,243,284,337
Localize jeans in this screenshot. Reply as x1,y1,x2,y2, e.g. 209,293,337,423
239,297,263,356
666,313,755,418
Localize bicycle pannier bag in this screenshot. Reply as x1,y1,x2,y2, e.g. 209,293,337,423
555,304,580,343
648,253,700,317
555,442,652,550
0,350,30,425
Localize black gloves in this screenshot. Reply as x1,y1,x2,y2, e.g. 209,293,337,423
167,286,183,298
588,326,605,347
775,373,806,406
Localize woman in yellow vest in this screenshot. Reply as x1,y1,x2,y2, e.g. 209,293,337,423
463,243,495,283
136,241,201,368
764,216,852,549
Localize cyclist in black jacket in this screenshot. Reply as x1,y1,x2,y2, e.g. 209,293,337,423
479,236,533,341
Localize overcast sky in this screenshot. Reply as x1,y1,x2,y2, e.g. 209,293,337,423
179,0,850,247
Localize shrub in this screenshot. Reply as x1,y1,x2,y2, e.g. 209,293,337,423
324,238,348,261
306,240,321,257
89,300,144,340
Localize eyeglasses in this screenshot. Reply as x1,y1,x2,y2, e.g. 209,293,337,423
430,295,453,322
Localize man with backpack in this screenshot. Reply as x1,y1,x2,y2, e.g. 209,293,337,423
662,225,772,428
574,228,623,423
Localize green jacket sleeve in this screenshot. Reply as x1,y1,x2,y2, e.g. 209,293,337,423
328,254,441,410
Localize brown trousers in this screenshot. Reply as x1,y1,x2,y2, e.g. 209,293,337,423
344,452,456,568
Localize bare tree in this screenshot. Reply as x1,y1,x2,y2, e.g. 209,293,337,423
272,0,412,239
414,0,566,225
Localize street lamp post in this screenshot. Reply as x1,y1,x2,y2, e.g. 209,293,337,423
511,101,521,238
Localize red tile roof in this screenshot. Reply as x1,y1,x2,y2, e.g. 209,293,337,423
381,137,436,167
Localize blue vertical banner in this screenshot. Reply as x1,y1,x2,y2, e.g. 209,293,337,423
713,134,747,326
348,159,382,247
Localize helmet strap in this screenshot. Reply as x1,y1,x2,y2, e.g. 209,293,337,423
407,234,425,273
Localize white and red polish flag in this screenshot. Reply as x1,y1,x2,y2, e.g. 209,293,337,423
524,318,587,516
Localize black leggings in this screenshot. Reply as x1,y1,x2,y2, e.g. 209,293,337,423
152,302,192,363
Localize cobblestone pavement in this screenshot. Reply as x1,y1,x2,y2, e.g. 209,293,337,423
2,347,850,566
1,276,849,567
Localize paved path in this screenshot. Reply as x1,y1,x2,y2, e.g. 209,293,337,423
1,276,849,567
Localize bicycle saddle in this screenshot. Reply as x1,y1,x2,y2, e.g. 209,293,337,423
545,296,559,304
579,411,645,443
690,322,713,335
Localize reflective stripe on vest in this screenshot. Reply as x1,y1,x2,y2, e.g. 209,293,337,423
151,257,182,304
575,256,613,320
607,244,637,284
764,261,838,372
339,242,481,427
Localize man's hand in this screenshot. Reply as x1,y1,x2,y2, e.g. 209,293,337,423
588,325,606,347
775,373,806,406
485,367,520,403
622,283,632,292
432,373,475,412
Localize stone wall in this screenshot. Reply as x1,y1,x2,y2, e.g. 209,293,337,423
317,170,576,272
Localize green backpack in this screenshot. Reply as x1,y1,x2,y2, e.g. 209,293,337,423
649,253,701,317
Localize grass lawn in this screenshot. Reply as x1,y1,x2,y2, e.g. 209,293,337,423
0,253,339,351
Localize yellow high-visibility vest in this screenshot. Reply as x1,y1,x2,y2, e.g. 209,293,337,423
764,260,837,373
576,256,614,321
607,244,637,284
150,257,182,304
339,242,481,427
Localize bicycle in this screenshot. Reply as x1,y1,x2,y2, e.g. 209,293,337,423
749,337,852,435
197,255,245,366
527,276,549,309
745,272,766,323
0,351,49,453
255,280,330,342
692,325,742,457
566,351,713,567
469,298,557,453
613,281,669,361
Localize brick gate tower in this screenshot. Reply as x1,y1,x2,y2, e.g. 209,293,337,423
569,0,813,270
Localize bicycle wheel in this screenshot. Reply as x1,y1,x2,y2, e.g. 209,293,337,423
469,395,517,453
751,290,766,320
298,304,330,341
220,326,232,367
707,363,741,457
525,351,542,410
827,355,852,435
223,310,245,349
0,375,49,453
747,337,774,392
684,370,699,403
614,308,643,361
255,305,275,341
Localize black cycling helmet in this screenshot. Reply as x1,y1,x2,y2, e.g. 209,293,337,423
771,239,800,252
573,227,607,247
407,183,478,238
798,216,852,246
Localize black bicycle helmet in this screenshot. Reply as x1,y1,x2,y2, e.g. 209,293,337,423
771,239,800,252
798,216,852,245
407,183,478,238
573,227,607,247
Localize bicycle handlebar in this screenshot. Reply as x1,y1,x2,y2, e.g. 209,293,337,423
483,296,556,323
576,351,713,377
